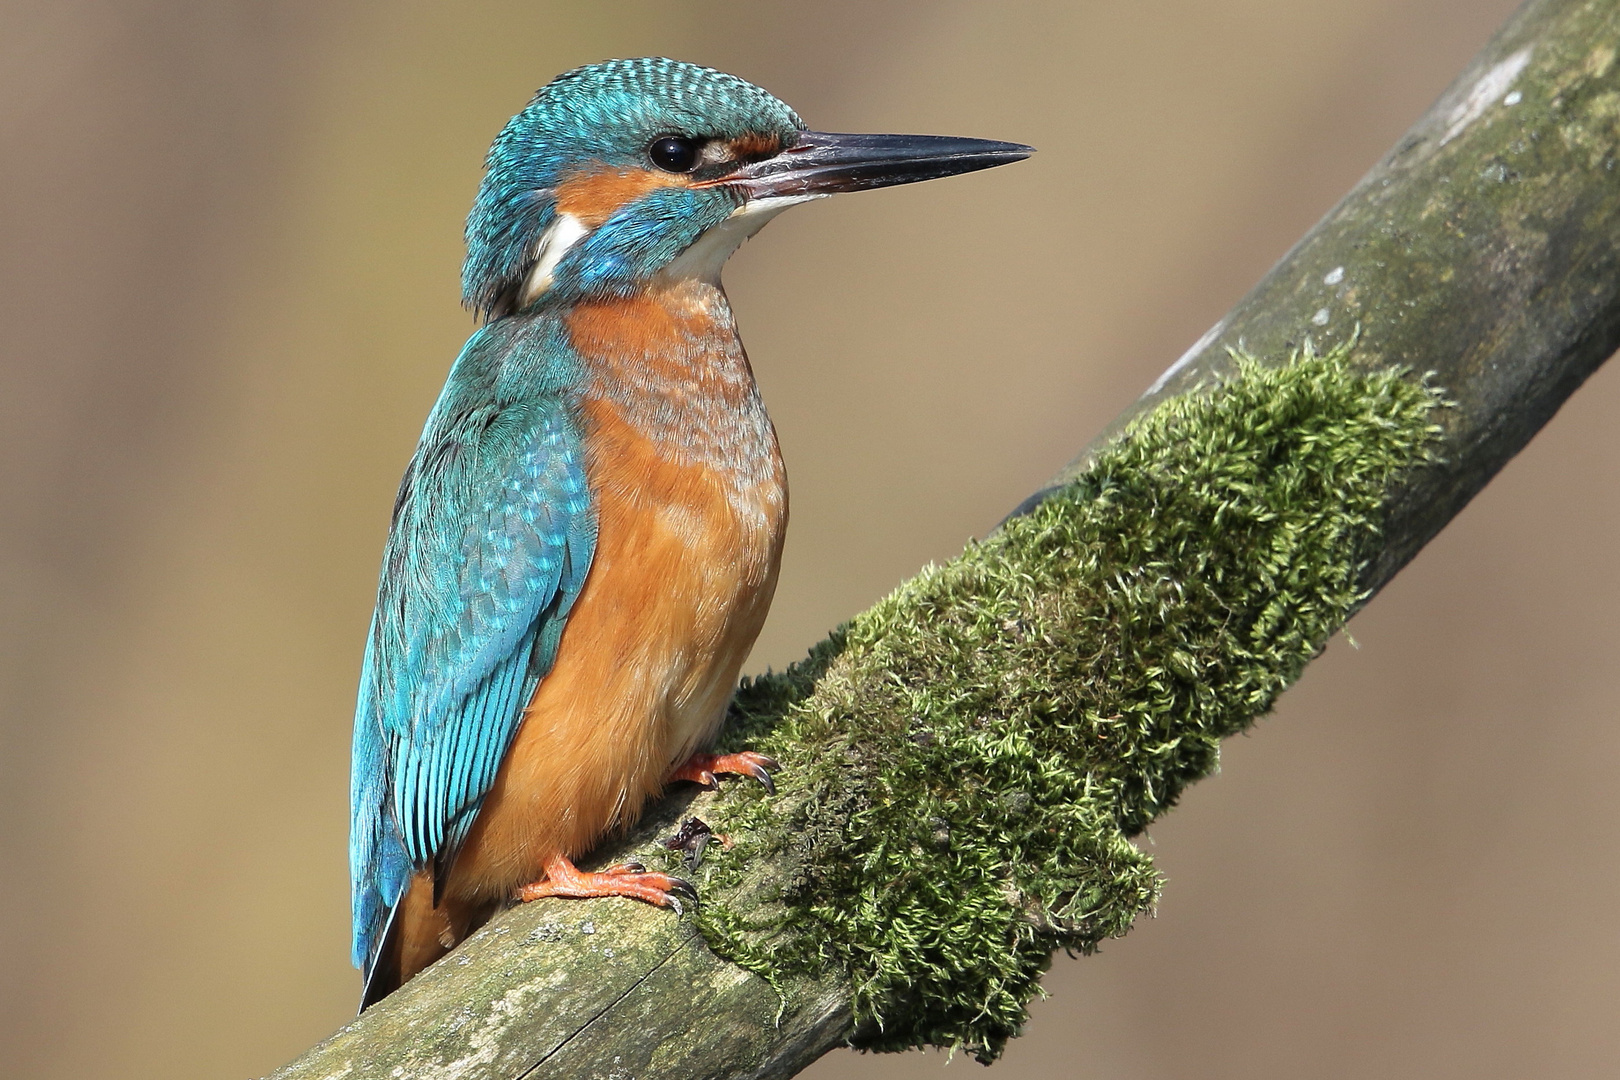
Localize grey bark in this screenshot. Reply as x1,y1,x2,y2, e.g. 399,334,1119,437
271,0,1620,1076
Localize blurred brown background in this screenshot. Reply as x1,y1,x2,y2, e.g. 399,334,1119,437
6,1,1618,1077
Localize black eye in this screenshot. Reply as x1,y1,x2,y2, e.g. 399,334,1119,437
648,135,700,173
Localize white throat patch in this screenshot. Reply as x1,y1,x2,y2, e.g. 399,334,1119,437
658,194,824,285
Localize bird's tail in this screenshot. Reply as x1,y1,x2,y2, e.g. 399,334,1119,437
361,869,467,1010
358,894,405,1011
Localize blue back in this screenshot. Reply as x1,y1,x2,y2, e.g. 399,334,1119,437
349,316,595,979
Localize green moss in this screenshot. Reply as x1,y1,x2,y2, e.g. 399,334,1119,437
672,346,1442,1061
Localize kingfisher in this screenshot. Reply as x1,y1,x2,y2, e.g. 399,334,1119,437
349,57,1031,1009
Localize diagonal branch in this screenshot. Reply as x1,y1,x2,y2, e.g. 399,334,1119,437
271,0,1620,1076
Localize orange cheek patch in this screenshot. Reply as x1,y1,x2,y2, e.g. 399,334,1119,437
726,133,783,161
554,166,693,228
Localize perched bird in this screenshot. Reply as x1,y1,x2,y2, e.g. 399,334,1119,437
349,57,1031,1009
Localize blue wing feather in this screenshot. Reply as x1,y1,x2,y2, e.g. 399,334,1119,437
349,322,595,981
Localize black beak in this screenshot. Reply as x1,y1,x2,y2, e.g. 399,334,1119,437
731,130,1033,199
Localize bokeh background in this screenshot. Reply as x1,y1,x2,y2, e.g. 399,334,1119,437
7,1,1619,1077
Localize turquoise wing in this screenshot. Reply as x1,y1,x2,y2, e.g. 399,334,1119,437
349,325,595,994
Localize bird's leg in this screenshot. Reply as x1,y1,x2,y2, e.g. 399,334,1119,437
669,750,779,795
516,854,696,914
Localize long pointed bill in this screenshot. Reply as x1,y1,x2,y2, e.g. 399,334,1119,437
730,130,1033,199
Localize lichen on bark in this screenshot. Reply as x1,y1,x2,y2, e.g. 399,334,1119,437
674,346,1444,1061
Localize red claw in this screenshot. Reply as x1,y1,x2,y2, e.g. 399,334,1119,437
669,750,779,795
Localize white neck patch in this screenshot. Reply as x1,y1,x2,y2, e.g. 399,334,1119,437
518,212,589,306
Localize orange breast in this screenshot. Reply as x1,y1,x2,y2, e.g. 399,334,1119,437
444,280,786,906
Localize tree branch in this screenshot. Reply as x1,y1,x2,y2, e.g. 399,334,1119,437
271,1,1620,1076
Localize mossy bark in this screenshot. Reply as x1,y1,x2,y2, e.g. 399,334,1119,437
271,1,1620,1077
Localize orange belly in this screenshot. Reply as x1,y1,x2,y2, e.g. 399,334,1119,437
458,278,783,888
391,280,784,978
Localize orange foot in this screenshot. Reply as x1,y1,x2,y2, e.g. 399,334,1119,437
669,750,779,795
516,854,696,914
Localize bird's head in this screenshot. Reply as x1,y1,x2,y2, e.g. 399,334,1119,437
463,57,1032,317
